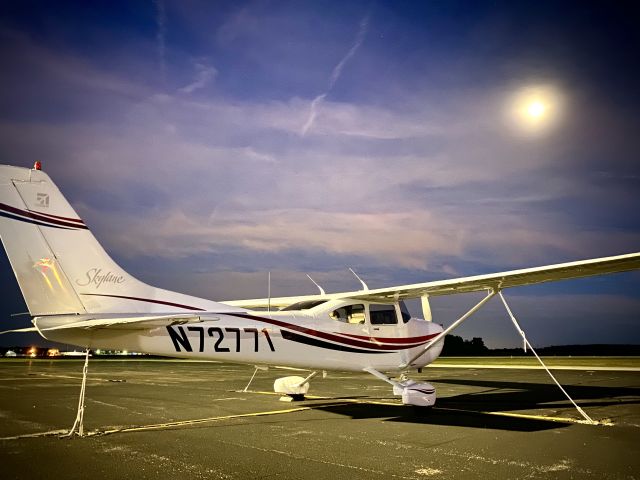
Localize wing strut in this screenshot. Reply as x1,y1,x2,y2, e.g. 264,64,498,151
497,292,596,425
399,286,602,424
399,289,497,368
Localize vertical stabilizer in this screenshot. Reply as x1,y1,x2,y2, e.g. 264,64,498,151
0,166,85,315
0,165,238,315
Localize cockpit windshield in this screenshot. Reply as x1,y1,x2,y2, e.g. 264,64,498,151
399,301,412,323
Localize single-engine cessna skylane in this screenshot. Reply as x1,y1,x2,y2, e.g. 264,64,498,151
1,164,639,425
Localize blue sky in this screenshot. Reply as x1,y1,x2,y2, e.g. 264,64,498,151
0,0,639,348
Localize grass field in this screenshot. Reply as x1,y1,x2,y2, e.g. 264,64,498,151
432,356,640,369
1,355,639,369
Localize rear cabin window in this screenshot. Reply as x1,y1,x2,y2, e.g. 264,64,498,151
330,304,365,324
369,304,398,325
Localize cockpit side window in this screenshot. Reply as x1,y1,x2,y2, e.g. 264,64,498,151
330,304,365,324
369,304,399,325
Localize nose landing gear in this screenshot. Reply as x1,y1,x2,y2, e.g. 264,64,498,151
364,367,436,407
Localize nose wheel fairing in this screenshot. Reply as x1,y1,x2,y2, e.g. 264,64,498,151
364,367,437,407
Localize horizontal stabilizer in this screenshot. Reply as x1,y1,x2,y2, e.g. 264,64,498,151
0,326,39,335
34,314,202,332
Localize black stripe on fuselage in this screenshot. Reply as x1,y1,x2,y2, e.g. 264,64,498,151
280,329,390,354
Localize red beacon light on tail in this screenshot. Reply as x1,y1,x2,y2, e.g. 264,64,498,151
33,161,42,171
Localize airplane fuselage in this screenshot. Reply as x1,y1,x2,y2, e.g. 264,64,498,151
35,300,444,372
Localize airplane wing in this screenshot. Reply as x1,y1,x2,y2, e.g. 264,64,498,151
223,252,640,308
0,326,39,334
223,295,325,310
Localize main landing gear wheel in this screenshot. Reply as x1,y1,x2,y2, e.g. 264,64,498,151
393,380,437,407
273,372,318,401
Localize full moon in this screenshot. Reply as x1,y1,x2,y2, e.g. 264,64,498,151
527,101,546,118
507,85,563,136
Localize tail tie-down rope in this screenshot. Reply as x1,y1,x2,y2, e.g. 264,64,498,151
63,348,90,437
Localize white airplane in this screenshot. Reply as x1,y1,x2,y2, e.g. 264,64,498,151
1,163,639,416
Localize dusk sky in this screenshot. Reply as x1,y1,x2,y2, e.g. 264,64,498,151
1,0,639,348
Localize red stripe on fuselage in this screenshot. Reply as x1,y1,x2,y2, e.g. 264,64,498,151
229,312,436,351
337,332,439,344
80,293,207,311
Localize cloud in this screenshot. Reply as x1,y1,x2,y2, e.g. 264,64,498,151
154,0,167,82
89,207,464,268
300,93,326,137
178,62,218,94
0,21,638,277
1,72,638,273
327,14,370,90
301,13,370,135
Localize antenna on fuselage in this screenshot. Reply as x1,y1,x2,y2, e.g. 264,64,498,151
306,274,326,295
349,268,369,291
267,271,271,313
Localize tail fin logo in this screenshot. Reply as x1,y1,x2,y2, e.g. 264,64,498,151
34,258,68,292
36,193,50,208
76,268,126,289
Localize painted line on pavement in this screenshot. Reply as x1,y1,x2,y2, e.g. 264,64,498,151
430,364,640,371
433,406,614,426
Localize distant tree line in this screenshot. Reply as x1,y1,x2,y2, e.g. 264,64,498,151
488,344,640,356
440,335,640,356
441,335,489,356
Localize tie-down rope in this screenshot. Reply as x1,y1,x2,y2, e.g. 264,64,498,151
498,291,595,425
